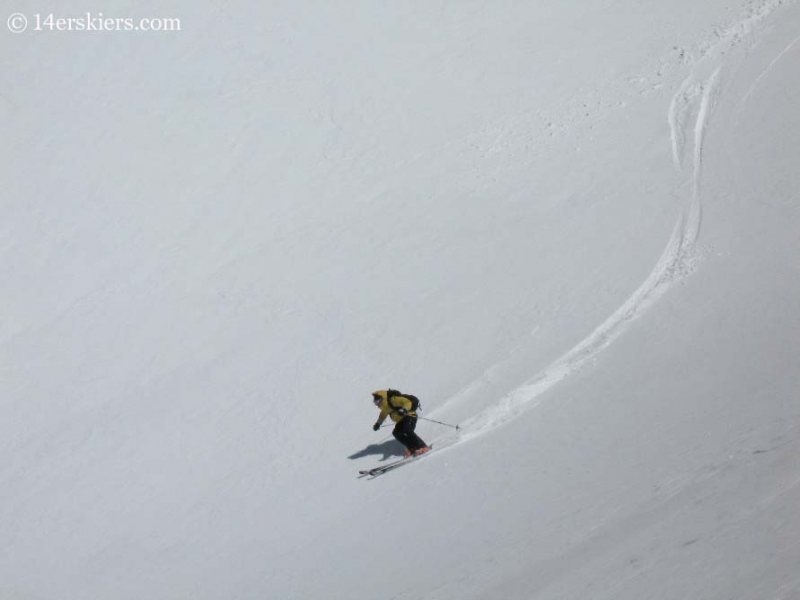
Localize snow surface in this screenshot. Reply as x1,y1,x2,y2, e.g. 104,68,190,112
2,1,800,598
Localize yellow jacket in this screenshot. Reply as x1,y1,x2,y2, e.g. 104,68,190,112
373,389,418,423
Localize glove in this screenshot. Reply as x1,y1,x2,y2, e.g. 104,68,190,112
396,407,408,416
373,422,381,431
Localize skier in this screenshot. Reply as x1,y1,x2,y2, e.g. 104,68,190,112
371,389,430,458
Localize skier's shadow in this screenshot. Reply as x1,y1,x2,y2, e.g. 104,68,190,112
348,440,405,462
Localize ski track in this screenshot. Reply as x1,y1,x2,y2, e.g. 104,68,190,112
430,71,715,450
692,67,721,202
668,76,699,170
424,0,798,450
437,66,722,447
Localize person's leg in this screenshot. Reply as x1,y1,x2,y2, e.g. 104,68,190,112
401,416,427,452
393,421,413,454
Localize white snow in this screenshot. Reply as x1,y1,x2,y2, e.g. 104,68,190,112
2,1,799,599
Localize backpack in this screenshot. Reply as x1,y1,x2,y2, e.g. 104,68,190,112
387,389,421,412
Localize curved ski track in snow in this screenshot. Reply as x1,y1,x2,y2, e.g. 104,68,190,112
435,39,744,449
426,0,796,453
430,70,721,449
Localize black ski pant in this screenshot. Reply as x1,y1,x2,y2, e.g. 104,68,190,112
393,416,427,452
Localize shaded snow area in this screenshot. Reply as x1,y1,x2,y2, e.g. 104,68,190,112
2,1,799,598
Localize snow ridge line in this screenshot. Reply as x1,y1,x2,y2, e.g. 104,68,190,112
438,72,722,447
738,34,800,113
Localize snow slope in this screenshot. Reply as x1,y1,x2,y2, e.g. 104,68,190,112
2,1,799,599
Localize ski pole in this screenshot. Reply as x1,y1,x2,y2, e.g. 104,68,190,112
418,416,460,430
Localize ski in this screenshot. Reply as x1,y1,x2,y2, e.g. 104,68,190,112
358,447,433,479
358,459,405,478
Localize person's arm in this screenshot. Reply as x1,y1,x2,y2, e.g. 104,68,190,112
373,405,390,430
